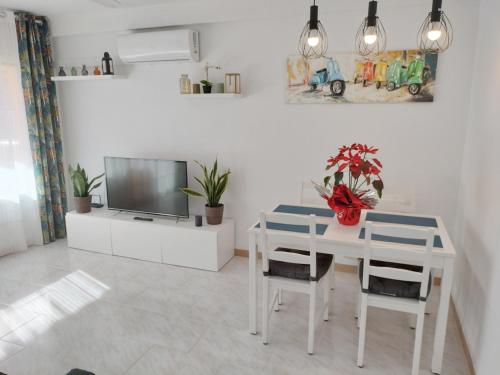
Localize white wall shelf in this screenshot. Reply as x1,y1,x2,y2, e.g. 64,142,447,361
182,93,242,99
51,75,122,81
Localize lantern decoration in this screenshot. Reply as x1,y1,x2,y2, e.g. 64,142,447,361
101,52,114,75
225,73,241,94
298,0,328,59
355,0,387,56
417,0,453,53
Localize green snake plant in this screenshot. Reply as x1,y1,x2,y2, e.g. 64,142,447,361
69,164,105,197
180,159,230,207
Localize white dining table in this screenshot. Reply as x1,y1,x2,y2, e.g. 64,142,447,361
247,204,455,375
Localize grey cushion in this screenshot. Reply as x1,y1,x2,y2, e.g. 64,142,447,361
267,248,333,281
66,370,95,375
359,260,432,300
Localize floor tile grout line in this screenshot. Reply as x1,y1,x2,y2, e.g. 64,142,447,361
0,342,27,367
119,342,156,375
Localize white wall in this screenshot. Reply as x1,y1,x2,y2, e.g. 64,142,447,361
453,0,500,373
52,0,478,251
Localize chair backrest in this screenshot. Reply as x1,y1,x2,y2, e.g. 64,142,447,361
361,221,434,301
375,191,416,213
259,212,318,279
300,181,324,205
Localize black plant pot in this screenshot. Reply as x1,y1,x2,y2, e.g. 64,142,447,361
202,85,212,94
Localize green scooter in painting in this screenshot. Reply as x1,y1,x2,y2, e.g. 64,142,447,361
386,59,408,92
407,56,431,95
387,56,431,96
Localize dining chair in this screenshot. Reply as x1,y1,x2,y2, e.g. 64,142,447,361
357,221,434,375
300,181,336,291
300,181,325,206
259,212,333,354
374,191,416,213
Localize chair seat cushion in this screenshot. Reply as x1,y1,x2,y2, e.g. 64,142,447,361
268,248,333,281
66,370,95,375
359,260,432,299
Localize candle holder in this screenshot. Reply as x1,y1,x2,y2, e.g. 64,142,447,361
224,73,241,94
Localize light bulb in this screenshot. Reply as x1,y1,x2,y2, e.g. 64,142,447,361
308,36,320,47
427,22,442,41
364,26,377,45
307,28,320,47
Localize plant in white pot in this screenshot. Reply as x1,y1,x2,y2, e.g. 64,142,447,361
69,164,104,213
181,159,230,225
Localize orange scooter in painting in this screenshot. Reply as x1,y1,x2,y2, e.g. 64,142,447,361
361,60,375,87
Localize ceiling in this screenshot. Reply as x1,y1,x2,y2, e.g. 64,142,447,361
0,0,189,15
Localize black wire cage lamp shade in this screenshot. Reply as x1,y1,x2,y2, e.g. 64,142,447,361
355,0,386,56
298,0,328,59
417,0,453,52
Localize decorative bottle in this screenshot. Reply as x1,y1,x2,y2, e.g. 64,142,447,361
179,74,191,94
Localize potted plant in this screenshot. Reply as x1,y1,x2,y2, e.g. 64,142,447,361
314,143,384,225
200,80,213,94
181,159,230,225
69,164,105,213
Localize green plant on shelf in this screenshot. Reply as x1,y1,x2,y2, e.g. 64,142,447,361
69,164,104,197
180,159,230,207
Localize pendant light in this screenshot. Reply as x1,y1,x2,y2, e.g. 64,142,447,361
298,0,328,59
355,0,386,56
417,0,453,52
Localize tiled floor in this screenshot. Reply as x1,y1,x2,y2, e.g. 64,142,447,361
0,240,470,375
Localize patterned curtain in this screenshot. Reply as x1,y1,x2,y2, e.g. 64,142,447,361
15,12,67,244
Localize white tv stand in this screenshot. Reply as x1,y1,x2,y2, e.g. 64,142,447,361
65,208,235,271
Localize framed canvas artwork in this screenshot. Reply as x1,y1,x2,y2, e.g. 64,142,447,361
286,50,438,104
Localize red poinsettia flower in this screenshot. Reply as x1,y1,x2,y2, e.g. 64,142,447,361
323,143,384,199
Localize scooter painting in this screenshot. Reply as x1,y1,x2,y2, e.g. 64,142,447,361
309,58,346,96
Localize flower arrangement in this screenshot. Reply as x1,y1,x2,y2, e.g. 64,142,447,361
315,143,384,225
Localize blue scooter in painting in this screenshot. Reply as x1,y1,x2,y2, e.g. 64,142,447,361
308,58,346,96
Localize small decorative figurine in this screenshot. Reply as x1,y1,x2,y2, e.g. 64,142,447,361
58,66,66,76
81,64,89,76
93,66,101,75
101,52,114,75
70,66,77,76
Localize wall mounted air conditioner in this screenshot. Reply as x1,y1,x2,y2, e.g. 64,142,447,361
117,29,199,63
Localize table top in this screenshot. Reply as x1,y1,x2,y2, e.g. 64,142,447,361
249,203,456,258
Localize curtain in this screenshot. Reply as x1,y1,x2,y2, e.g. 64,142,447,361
15,12,67,244
0,11,43,255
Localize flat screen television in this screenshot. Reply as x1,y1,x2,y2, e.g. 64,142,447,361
104,156,189,218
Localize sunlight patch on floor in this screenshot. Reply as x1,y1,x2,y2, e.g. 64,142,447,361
0,270,109,352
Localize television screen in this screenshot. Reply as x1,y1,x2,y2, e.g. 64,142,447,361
104,157,189,218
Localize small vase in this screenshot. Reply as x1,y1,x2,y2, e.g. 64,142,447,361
74,196,91,213
335,207,361,226
205,204,224,225
179,74,191,94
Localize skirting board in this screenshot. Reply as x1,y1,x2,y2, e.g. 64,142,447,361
235,249,440,283
451,300,476,375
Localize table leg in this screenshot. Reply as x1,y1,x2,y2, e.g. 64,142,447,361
249,232,257,334
431,258,454,374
